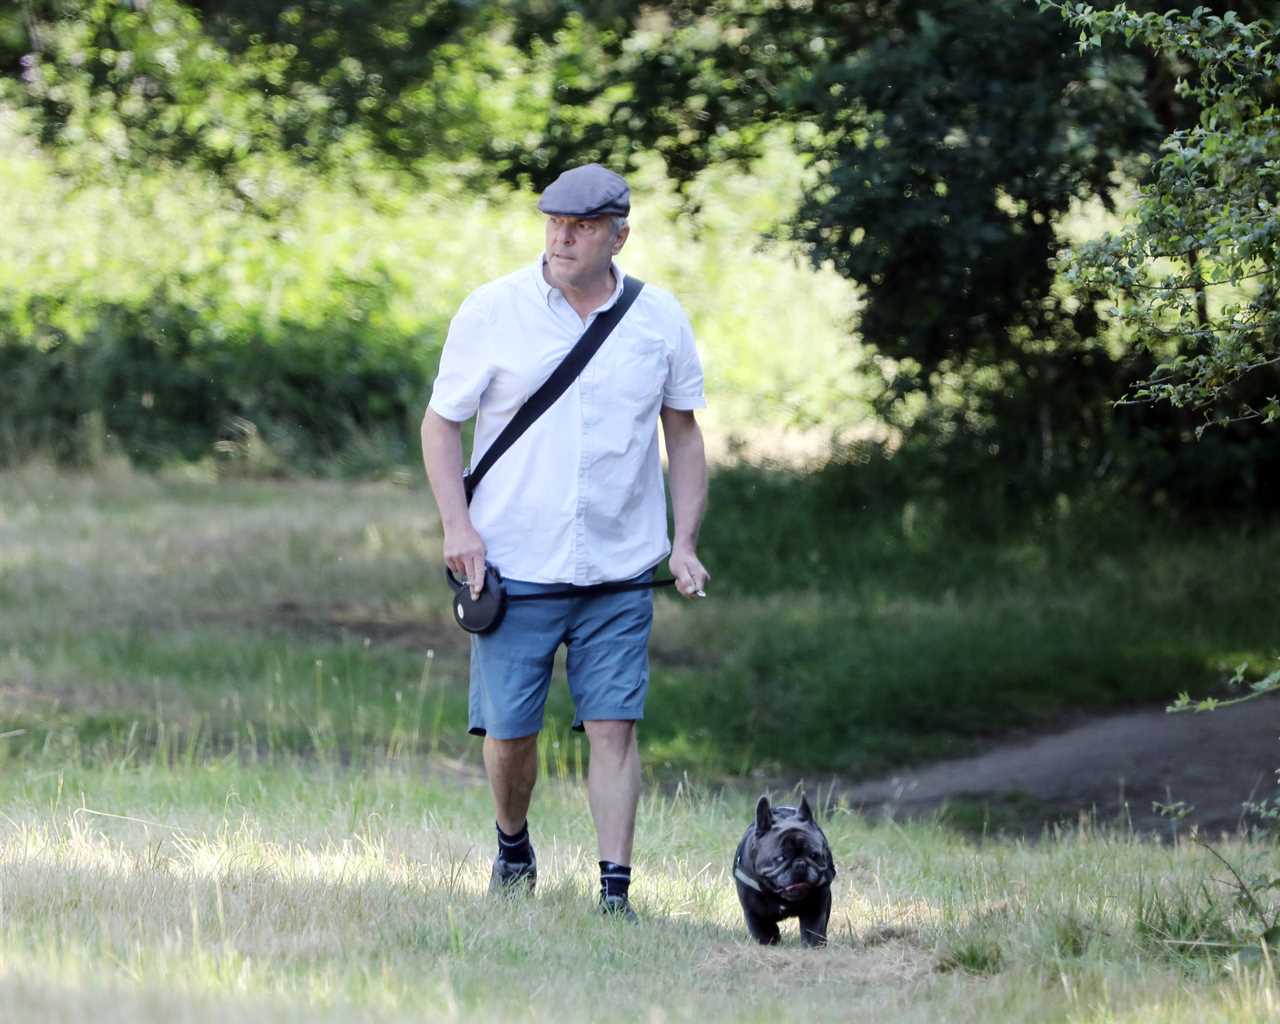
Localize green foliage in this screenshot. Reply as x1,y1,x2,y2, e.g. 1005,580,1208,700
0,306,431,469
0,137,462,467
4,0,1280,506
0,0,538,190
1169,661,1280,835
1043,2,1280,846
500,0,1280,501
781,2,1130,381
1170,660,1280,714
0,116,867,469
512,0,1156,376
1045,1,1280,430
934,793,1059,839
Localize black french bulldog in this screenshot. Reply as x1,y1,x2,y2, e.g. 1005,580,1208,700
733,794,836,947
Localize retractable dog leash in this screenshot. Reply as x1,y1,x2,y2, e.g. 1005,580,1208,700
442,275,680,634
446,565,675,634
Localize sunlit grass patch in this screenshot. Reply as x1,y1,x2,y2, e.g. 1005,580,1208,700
0,758,1277,1022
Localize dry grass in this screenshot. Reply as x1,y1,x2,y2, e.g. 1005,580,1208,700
0,757,1277,1022
3,464,1279,1020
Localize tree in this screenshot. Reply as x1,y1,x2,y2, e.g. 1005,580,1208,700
497,1,1168,490
1040,6,1280,838
0,0,543,193
493,0,1280,504
1043,1,1280,432
507,1,1153,378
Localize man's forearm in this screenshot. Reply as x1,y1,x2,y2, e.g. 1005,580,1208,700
664,417,708,549
421,408,489,592
420,408,472,533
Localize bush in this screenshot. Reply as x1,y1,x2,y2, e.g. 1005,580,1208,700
0,299,433,469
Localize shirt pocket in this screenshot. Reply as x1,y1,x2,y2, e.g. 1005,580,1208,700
613,337,668,406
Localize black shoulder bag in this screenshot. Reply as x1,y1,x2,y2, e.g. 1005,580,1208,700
446,275,676,633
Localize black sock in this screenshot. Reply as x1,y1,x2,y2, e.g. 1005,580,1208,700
496,821,532,864
599,861,631,900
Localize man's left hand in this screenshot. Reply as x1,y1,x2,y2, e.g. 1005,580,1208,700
669,546,710,599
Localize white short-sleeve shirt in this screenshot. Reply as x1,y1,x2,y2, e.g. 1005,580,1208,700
429,259,706,585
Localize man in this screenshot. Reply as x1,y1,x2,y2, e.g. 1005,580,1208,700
420,164,711,919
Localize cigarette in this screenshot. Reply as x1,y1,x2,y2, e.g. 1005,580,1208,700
695,589,706,598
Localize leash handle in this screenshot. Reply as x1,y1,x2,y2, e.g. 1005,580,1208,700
445,564,685,635
445,564,508,634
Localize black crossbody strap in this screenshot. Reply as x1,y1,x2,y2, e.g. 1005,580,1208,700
464,274,646,504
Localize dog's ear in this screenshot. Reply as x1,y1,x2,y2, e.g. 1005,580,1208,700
755,795,774,836
798,794,814,823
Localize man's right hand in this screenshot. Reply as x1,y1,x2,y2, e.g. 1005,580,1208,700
444,525,488,599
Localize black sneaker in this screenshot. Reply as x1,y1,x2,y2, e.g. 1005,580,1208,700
598,893,638,922
488,849,537,894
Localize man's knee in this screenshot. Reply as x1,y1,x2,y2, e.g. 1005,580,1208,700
485,733,539,767
583,720,637,758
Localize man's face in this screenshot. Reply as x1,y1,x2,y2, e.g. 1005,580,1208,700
544,215,628,292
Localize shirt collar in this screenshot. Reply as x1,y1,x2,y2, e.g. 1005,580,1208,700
534,256,626,311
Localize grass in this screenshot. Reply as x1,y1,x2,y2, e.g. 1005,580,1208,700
651,459,1280,774
0,754,1278,1022
1,459,1277,778
2,462,1280,1020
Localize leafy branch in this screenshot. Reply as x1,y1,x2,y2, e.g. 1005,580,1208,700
1037,1,1280,430
1169,661,1280,714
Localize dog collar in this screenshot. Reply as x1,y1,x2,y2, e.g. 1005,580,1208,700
735,851,836,895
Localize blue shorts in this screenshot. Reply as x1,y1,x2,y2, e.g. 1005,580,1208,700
467,571,655,739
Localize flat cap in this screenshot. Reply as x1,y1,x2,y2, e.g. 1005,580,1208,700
537,164,630,218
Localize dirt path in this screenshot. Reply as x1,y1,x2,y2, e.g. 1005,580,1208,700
846,698,1280,836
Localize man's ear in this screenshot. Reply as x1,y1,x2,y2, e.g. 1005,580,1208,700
612,224,630,253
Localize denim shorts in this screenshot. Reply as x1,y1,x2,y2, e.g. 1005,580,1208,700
467,570,655,739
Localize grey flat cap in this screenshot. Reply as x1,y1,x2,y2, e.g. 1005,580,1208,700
537,164,631,218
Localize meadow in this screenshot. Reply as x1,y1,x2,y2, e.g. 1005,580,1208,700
3,458,1275,779
1,462,1279,1021
4,3,1279,1017
0,759,1277,1024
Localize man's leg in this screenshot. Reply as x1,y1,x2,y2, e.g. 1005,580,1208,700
469,579,569,895
483,733,540,893
566,580,652,915
583,719,640,863
584,719,641,918
484,733,539,834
